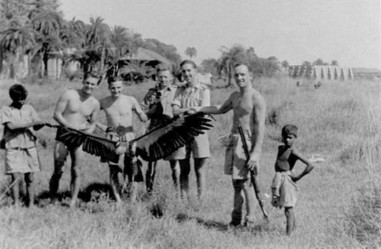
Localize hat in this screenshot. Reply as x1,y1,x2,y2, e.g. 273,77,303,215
282,124,298,138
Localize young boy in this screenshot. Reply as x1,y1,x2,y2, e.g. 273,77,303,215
97,77,148,203
0,84,45,207
271,124,314,235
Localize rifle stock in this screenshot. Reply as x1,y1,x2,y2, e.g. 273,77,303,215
237,126,268,220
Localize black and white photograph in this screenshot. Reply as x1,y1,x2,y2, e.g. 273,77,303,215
0,0,380,248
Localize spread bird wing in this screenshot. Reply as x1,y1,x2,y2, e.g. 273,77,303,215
132,112,213,161
55,126,119,163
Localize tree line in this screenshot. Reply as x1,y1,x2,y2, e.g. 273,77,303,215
0,0,283,84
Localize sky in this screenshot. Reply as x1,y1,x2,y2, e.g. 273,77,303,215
60,0,381,69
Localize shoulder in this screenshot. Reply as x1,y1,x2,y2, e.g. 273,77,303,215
230,91,240,99
23,104,36,112
123,95,138,104
250,88,266,107
60,88,77,99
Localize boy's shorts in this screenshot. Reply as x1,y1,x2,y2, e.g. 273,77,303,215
271,171,298,208
5,146,40,174
170,132,210,160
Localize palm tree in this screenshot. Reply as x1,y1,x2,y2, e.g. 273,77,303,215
30,9,64,77
85,16,111,74
0,23,37,79
185,47,197,60
200,58,218,75
217,44,247,86
250,57,280,77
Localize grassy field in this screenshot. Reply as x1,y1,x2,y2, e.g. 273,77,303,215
0,77,380,249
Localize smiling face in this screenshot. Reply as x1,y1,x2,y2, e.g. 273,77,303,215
108,80,123,98
157,70,173,89
181,63,197,85
82,76,99,95
233,64,252,88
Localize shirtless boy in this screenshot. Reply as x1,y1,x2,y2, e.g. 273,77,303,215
271,124,314,235
194,63,266,227
49,72,101,207
97,77,148,202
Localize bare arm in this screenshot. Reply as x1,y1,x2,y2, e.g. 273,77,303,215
133,98,148,122
53,91,76,129
247,92,267,172
291,150,314,182
198,93,233,114
6,106,44,130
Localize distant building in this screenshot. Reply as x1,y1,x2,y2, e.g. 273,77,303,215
288,65,354,81
352,68,381,80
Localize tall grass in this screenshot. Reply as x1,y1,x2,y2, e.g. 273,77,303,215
0,77,380,248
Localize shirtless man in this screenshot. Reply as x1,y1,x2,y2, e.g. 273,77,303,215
97,77,147,202
49,72,101,207
194,63,266,227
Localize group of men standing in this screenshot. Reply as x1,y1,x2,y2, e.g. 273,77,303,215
50,60,266,228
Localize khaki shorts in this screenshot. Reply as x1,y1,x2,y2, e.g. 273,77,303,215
171,132,210,160
224,134,252,180
5,146,40,174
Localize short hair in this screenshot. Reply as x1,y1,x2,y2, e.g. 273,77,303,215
83,71,102,85
9,84,28,101
107,76,123,85
234,62,250,71
156,63,173,74
180,60,197,69
281,124,298,138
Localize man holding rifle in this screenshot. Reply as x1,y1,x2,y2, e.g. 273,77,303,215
192,63,267,227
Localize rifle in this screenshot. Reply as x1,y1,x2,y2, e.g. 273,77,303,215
237,125,268,220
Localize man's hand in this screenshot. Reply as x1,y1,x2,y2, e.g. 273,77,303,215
33,121,46,130
247,159,258,175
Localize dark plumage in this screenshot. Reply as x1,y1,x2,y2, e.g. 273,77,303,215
53,112,213,163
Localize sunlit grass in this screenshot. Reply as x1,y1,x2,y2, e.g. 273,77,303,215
0,77,380,248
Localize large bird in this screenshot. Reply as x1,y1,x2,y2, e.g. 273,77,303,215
48,112,213,163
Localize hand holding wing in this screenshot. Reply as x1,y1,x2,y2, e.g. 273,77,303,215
132,112,213,161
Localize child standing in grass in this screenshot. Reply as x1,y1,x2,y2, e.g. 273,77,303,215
271,124,314,235
0,84,45,207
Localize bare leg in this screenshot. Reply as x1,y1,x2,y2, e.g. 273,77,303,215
285,207,295,235
231,179,244,226
169,160,180,190
109,164,122,203
124,155,139,202
50,142,67,202
11,173,22,207
179,158,191,200
69,147,83,208
145,161,157,193
24,173,34,207
243,179,256,226
194,158,207,200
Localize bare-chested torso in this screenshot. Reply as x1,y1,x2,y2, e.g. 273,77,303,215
230,88,261,135
55,89,99,130
100,95,137,127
